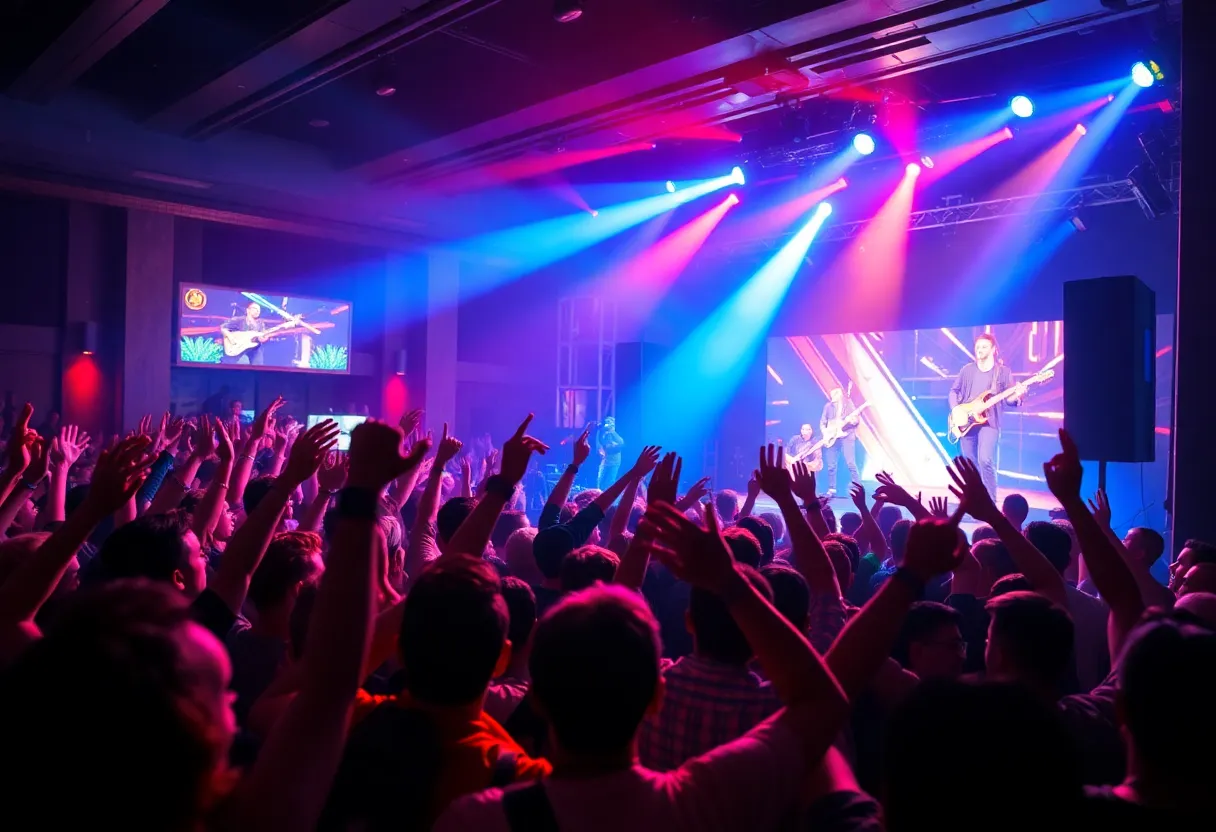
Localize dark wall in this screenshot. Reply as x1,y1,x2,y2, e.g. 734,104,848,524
0,192,67,327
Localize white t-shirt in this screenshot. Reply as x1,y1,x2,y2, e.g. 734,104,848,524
434,714,805,832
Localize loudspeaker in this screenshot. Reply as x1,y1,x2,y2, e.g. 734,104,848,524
614,341,670,447
1063,276,1155,462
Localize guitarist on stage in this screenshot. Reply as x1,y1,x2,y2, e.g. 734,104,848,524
948,333,1027,500
787,423,823,472
220,301,268,365
819,386,861,498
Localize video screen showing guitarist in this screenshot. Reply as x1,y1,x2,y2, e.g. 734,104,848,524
220,302,269,365
948,333,1027,500
819,386,861,497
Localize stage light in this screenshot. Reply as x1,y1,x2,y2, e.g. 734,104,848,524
590,210,599,217
1074,123,1088,136
726,193,740,206
919,155,935,169
905,162,921,176
1010,95,1034,118
836,177,848,189
1003,126,1015,139
553,0,583,22
665,180,676,193
730,166,746,185
816,202,833,218
1131,61,1155,88
853,133,876,156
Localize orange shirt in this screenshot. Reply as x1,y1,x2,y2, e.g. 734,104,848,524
353,689,551,820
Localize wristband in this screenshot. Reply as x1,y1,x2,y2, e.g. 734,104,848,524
21,477,41,490
483,475,514,500
336,486,379,520
892,567,926,591
566,464,580,475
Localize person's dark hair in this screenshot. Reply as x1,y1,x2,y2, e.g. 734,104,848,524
714,489,740,520
491,511,529,550
1126,527,1165,562
824,532,861,573
195,459,218,489
970,524,999,543
399,491,421,536
840,511,862,537
759,511,785,543
1024,520,1072,574
736,516,774,565
398,558,507,705
986,591,1074,689
821,504,837,534
884,680,1082,832
500,576,537,652
761,563,810,630
722,526,762,568
530,585,661,755
65,483,91,518
1119,613,1216,784
822,540,853,591
533,525,578,580
248,531,324,611
560,545,620,593
878,505,903,539
689,563,772,664
890,519,913,564
893,602,963,667
972,538,1015,580
436,497,477,544
558,502,577,524
288,580,320,661
242,475,277,514
1001,493,1029,526
98,510,193,584
1182,538,1216,566
178,488,207,515
989,572,1033,597
3,580,227,831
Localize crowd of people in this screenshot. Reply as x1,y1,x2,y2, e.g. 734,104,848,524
0,395,1211,831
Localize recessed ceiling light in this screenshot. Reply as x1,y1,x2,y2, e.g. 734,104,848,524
309,119,330,128
376,86,397,97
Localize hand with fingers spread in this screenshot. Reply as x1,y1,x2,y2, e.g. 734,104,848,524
282,420,343,487
572,427,592,467
790,461,818,505
683,475,711,506
1087,488,1112,530
398,409,424,440
873,471,918,510
137,414,153,438
51,425,91,471
85,436,154,516
849,482,868,513
5,403,34,476
162,416,185,452
499,414,550,485
458,454,472,483
746,471,761,501
1044,428,1084,504
251,395,286,442
434,424,464,468
317,451,348,493
347,421,432,492
640,501,738,595
647,452,682,506
902,505,968,583
946,456,1001,524
192,414,219,461
928,496,950,518
629,445,662,479
756,444,795,502
214,418,235,463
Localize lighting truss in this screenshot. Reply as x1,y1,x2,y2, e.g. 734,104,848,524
720,177,1178,255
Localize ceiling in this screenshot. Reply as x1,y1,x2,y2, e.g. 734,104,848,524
0,0,1178,243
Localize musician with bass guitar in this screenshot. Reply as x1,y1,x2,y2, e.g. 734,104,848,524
786,423,823,473
948,333,1027,501
819,385,863,498
220,301,271,365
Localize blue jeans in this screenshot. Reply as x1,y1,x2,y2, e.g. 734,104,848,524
959,424,998,501
824,434,860,494
598,460,620,490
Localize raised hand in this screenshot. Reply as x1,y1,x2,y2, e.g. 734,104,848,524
281,419,342,487
499,414,550,484
874,471,918,509
572,427,591,467
24,437,50,484
398,409,424,441
946,456,1000,523
630,445,662,478
1044,428,1083,503
192,414,219,460
684,475,711,505
746,471,761,501
756,443,794,501
85,435,153,515
137,414,153,438
214,418,235,462
347,421,432,492
929,496,950,518
648,452,681,505
1087,488,1112,530
902,505,968,583
162,416,185,452
317,451,348,492
434,423,464,468
849,481,868,512
5,403,34,476
640,501,737,594
52,425,91,470
791,460,817,505
251,395,286,441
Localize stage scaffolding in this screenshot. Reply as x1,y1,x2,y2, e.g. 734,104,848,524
556,296,617,430
719,176,1180,255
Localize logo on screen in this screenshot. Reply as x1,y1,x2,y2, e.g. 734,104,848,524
184,288,207,311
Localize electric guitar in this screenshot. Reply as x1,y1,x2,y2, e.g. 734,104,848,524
820,401,871,448
786,443,823,473
947,368,1054,443
222,319,299,357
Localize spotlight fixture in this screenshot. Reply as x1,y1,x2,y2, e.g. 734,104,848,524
919,155,935,169
835,177,848,190
816,202,833,218
1131,60,1162,88
553,0,583,22
730,166,746,185
1069,215,1087,232
726,193,740,206
905,162,921,176
852,132,876,156
1002,126,1015,139
1010,95,1034,118
376,85,397,97
1074,124,1088,136
665,180,676,193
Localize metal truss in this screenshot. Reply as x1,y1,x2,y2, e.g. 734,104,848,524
719,177,1176,256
